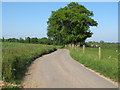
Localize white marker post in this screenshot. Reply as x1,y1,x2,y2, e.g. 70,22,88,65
83,45,85,54
99,47,101,60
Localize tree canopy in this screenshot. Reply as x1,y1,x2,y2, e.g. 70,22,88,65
47,2,98,46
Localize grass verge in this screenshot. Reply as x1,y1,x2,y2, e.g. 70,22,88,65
2,42,61,85
67,47,118,82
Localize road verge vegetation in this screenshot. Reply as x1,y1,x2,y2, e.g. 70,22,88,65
68,47,118,82
2,42,61,85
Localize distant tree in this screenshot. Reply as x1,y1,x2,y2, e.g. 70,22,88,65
30,37,38,43
7,38,19,42
38,37,53,45
47,2,98,46
19,37,24,43
2,37,4,42
25,37,30,43
100,40,104,44
100,40,104,47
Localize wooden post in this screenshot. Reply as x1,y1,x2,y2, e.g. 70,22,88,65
83,45,85,54
99,47,101,59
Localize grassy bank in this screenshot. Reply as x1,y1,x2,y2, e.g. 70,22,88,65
68,47,118,82
2,42,61,84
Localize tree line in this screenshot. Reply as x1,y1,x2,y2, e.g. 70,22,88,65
1,37,55,45
1,37,118,48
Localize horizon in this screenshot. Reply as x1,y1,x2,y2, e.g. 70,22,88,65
2,2,118,43
1,37,118,43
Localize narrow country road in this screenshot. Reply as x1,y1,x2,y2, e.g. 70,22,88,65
22,49,117,88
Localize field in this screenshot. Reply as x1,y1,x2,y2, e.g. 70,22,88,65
1,42,119,87
2,42,61,84
68,46,119,82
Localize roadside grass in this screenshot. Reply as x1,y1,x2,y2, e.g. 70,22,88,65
67,47,118,82
2,86,21,90
2,42,61,85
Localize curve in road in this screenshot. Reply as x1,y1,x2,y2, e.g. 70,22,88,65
22,49,117,88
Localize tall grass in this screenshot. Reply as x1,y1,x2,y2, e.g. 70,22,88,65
68,47,118,82
2,42,60,84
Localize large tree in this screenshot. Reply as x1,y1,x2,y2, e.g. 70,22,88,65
47,2,98,46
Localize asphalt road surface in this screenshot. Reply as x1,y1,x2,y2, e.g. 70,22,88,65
22,49,117,88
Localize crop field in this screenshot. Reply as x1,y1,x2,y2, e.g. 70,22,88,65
2,42,60,84
68,46,119,82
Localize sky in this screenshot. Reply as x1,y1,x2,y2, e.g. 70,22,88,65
2,2,118,42
1,0,119,2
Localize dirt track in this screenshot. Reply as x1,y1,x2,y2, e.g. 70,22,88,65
22,49,117,88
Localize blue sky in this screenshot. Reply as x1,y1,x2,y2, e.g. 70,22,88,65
2,2,118,42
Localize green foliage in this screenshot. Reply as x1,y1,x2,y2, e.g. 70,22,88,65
2,37,55,45
38,37,53,45
19,38,24,43
2,42,60,84
86,41,118,48
24,37,30,43
47,2,98,45
2,86,21,89
30,37,38,43
68,47,118,82
100,40,105,46
4,38,19,42
2,37,5,42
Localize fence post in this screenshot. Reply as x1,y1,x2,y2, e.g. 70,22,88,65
83,45,85,54
99,47,101,59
